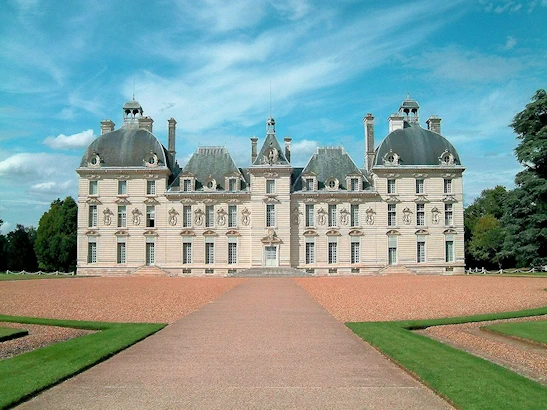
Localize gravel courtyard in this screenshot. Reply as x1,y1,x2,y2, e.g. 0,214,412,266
0,275,545,323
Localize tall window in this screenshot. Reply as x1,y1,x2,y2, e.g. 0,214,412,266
228,242,237,264
146,242,155,265
146,206,155,228
305,241,315,264
445,204,453,226
417,238,426,263
182,241,192,264
387,204,396,226
266,204,275,227
183,205,192,227
445,239,454,262
416,203,425,226
205,205,214,227
88,205,98,228
351,204,359,227
228,205,237,227
444,179,452,194
328,204,337,227
351,240,360,264
415,179,424,194
305,178,314,191
117,242,126,264
87,241,97,263
328,241,337,264
387,179,396,194
183,179,192,192
388,235,397,265
89,180,98,195
228,178,237,192
117,206,127,228
305,204,314,227
118,180,127,195
266,179,275,194
350,178,360,191
147,180,156,195
205,242,215,264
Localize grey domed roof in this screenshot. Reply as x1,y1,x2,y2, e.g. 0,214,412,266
374,122,461,166
80,126,171,169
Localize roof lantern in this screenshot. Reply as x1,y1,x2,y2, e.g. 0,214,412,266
398,93,420,123
266,116,275,135
123,99,144,125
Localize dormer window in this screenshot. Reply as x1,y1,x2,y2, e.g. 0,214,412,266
305,178,314,191
145,151,159,167
88,152,101,168
228,178,238,192
204,177,216,191
182,178,193,192
350,178,360,191
439,150,455,165
326,177,339,191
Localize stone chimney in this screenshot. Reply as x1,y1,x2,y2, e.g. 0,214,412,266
284,137,292,163
100,120,115,135
168,118,177,163
364,113,375,172
426,115,442,134
388,113,405,132
251,136,258,163
138,116,154,132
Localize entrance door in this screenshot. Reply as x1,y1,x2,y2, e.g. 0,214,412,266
264,246,278,267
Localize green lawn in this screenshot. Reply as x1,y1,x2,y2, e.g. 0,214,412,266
0,326,28,342
0,314,166,409
347,307,547,410
484,320,547,345
0,273,78,281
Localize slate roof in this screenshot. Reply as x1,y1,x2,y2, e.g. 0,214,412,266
295,147,368,191
374,122,461,167
80,126,173,170
252,133,290,166
171,146,245,191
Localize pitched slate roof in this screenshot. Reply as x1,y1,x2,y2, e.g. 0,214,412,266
374,122,461,167
80,126,173,170
172,146,244,191
295,147,367,191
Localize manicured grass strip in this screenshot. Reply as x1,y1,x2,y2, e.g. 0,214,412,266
0,327,28,342
0,315,166,409
347,308,547,410
485,320,547,345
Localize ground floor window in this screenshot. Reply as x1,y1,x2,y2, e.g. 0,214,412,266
305,242,315,264
205,242,215,264
87,241,97,263
328,242,337,264
228,242,237,264
146,242,155,266
183,242,192,264
417,239,425,263
117,242,126,264
445,239,454,263
388,235,397,265
351,241,360,264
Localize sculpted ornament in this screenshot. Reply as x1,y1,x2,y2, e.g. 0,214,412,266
241,207,251,226
339,208,350,226
292,207,302,225
131,208,142,226
431,207,440,225
365,207,376,225
217,208,227,226
168,208,179,226
103,208,113,226
194,208,204,226
402,207,412,225
262,144,279,165
317,207,327,226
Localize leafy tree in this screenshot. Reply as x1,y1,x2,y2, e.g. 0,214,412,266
502,89,547,267
5,225,38,271
0,219,7,271
468,214,506,269
35,197,78,272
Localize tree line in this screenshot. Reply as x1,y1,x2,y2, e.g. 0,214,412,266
0,197,77,272
465,89,547,269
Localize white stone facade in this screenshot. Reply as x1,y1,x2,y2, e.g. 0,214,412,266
77,97,465,276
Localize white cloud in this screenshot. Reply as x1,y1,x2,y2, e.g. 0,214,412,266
0,152,79,179
289,139,318,166
501,35,517,50
43,129,96,150
28,180,75,195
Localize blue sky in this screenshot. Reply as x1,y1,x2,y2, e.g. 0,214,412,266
1,0,546,232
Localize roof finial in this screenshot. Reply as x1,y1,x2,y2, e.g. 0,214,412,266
406,92,411,100
132,76,136,101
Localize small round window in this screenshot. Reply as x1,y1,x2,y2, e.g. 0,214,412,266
148,156,155,164
442,154,451,163
90,156,98,165
207,180,214,189
328,180,336,188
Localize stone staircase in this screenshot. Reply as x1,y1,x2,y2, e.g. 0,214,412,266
228,267,312,278
378,265,415,276
132,266,170,276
